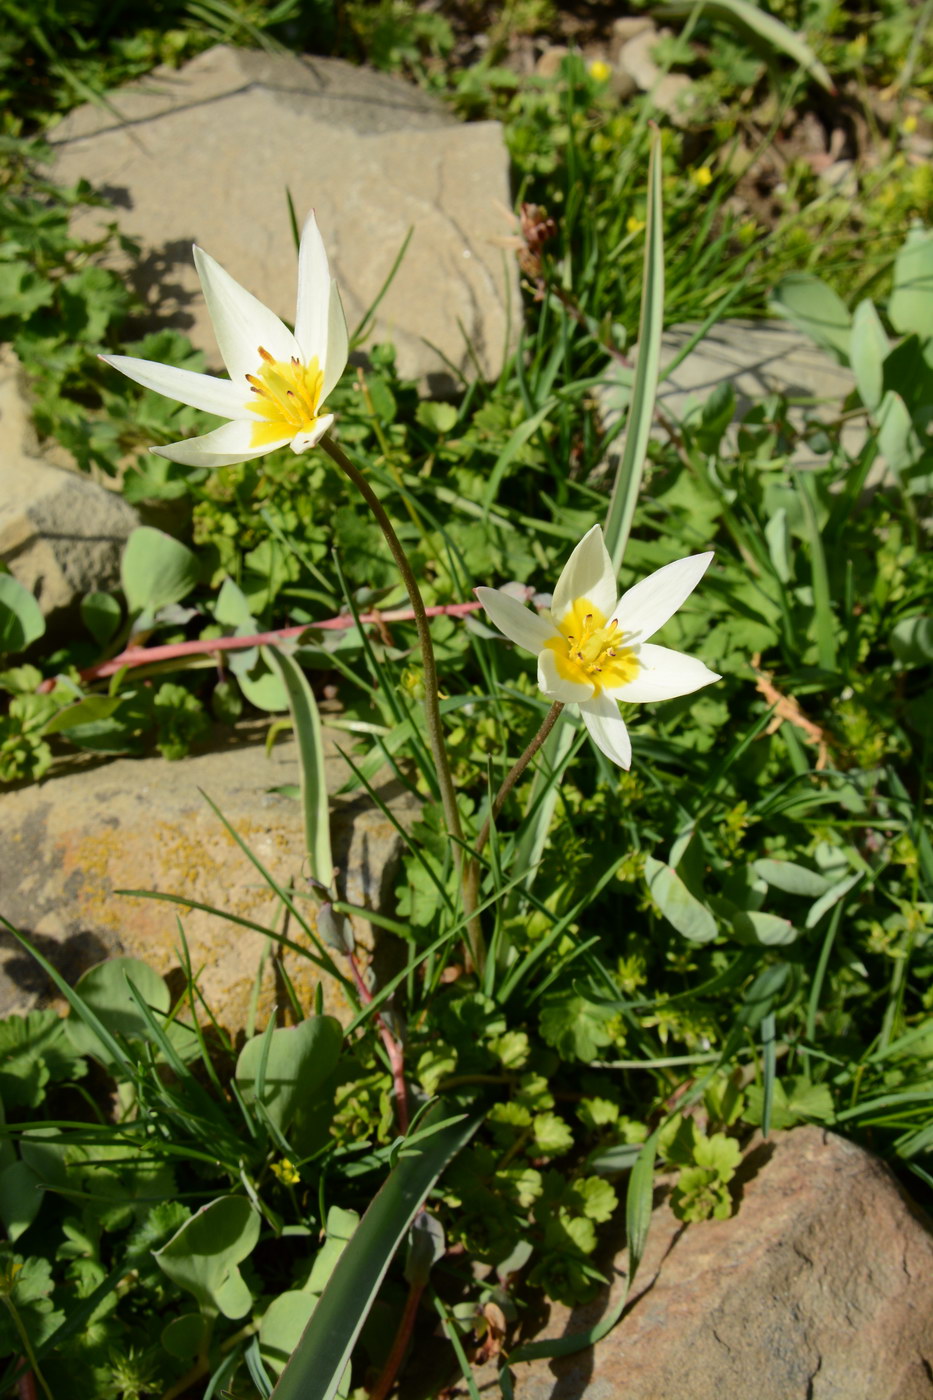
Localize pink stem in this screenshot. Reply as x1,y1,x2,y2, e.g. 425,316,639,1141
348,951,410,1137
37,600,487,692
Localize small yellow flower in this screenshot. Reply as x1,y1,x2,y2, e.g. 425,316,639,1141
271,1157,301,1186
902,114,918,135
691,165,714,188
589,59,612,83
626,215,646,235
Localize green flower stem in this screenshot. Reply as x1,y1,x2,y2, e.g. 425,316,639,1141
475,703,564,858
1,1300,53,1400
320,434,483,968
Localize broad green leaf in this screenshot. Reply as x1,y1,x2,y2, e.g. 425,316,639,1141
43,694,125,735
644,855,718,943
656,0,833,91
604,128,664,571
891,615,933,667
770,273,852,361
0,1160,43,1241
235,1015,343,1136
269,1106,479,1400
876,390,923,472
888,224,933,337
65,958,169,1065
154,1195,260,1319
161,1314,209,1360
805,870,862,928
539,992,615,1062
731,910,798,946
849,299,889,412
0,574,45,654
265,648,334,889
81,591,122,647
120,526,199,615
752,859,831,897
261,1294,318,1379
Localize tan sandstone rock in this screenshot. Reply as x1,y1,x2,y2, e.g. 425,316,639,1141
49,45,520,391
471,1127,933,1400
0,725,416,1033
0,350,138,624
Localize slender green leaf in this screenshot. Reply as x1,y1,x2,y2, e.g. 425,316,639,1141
269,1106,480,1400
265,647,334,889
657,0,834,92
604,128,664,572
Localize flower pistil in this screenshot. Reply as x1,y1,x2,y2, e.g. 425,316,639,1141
546,597,640,693
245,348,325,447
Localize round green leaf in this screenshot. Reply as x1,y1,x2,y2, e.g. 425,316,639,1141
66,957,169,1064
81,591,122,646
891,615,933,668
260,1292,318,1378
644,855,718,943
154,1196,260,1319
235,1016,343,1136
120,526,199,615
0,574,45,654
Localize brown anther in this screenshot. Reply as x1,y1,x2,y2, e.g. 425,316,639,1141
292,355,300,366
258,346,274,363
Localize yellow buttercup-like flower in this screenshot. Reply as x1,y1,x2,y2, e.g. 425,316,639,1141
101,212,348,469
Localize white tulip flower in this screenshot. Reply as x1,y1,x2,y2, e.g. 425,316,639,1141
476,525,720,769
101,212,348,469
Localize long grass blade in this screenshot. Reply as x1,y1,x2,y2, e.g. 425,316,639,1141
603,128,664,572
265,646,334,890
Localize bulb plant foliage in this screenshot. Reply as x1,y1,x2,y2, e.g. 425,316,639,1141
0,17,932,1400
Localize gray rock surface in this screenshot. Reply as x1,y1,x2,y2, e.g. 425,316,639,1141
0,725,416,1032
49,45,520,390
598,319,866,471
465,1127,933,1400
0,350,138,624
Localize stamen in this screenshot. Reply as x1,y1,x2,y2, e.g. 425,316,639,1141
258,346,274,363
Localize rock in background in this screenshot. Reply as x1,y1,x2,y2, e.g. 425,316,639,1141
0,726,416,1033
468,1127,933,1400
49,45,520,390
0,349,138,627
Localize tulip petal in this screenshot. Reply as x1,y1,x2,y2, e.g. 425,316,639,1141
475,587,558,655
290,414,335,453
604,643,721,702
322,280,350,401
194,245,299,383
614,553,714,644
538,646,596,702
151,418,290,469
100,355,247,419
552,525,617,625
294,212,331,367
580,693,632,769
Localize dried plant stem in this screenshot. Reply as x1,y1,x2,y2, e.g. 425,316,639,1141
320,434,484,969
475,702,564,857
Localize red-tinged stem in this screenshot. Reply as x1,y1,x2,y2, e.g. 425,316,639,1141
368,1273,425,1400
348,951,410,1136
475,702,564,857
16,1365,37,1400
37,601,485,692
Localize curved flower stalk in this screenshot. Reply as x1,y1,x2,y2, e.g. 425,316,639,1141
476,525,720,769
101,212,348,468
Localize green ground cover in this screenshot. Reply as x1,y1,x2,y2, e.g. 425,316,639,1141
0,2,931,1397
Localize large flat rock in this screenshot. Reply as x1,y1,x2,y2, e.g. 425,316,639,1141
0,350,138,625
49,46,519,390
0,726,415,1032
477,1127,933,1400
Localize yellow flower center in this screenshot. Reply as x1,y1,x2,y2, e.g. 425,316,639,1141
545,596,640,694
245,347,325,446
